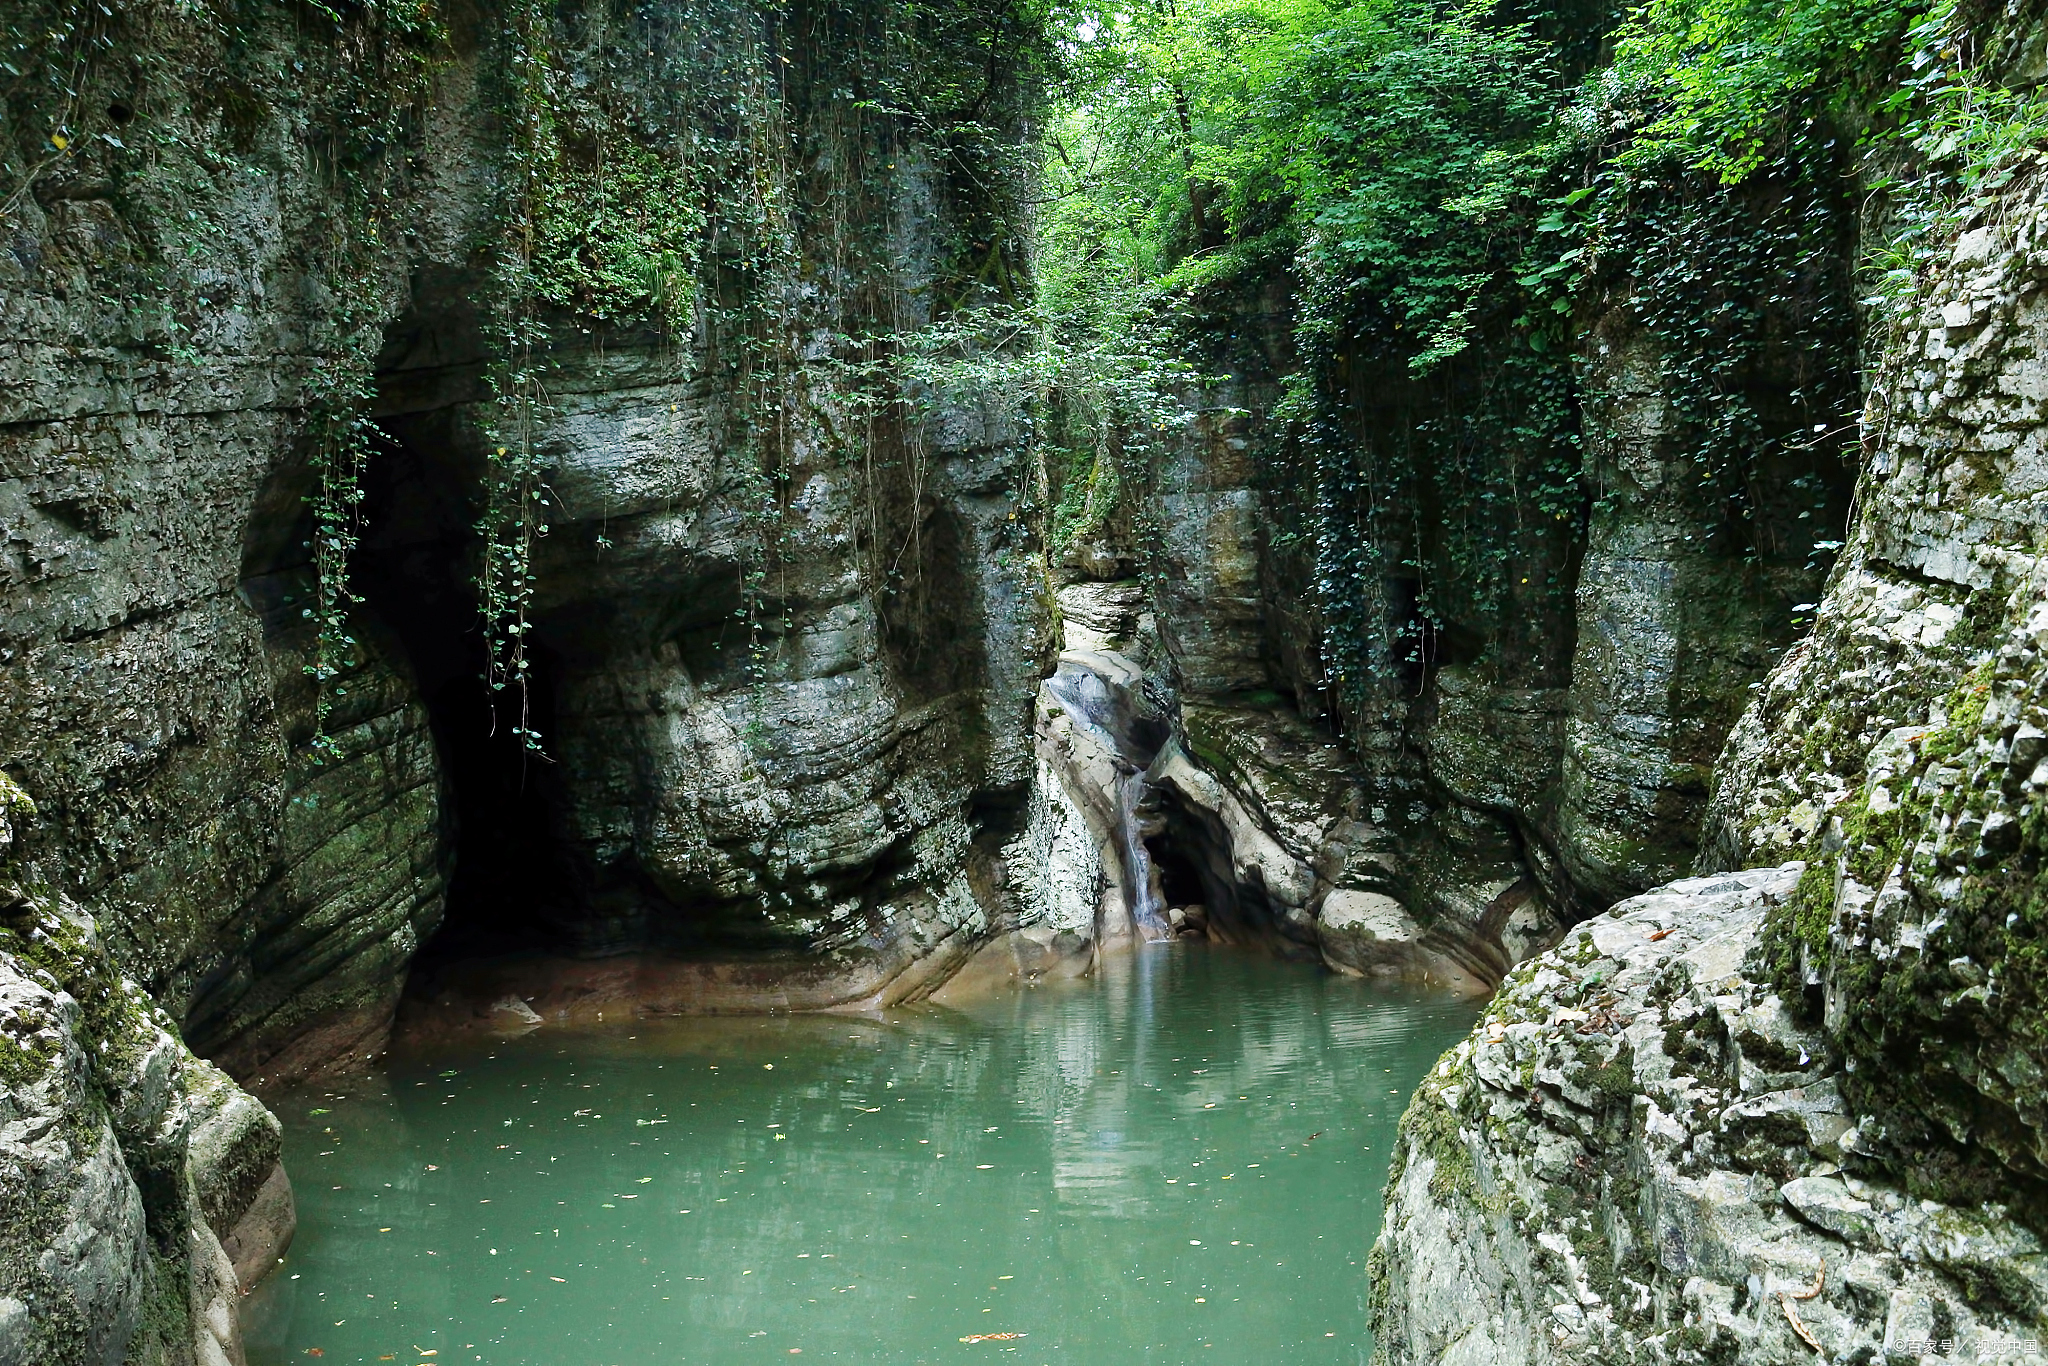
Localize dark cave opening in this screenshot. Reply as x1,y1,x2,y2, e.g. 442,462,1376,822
1145,799,1243,944
1146,791,1319,958
351,412,580,970
1152,836,1208,912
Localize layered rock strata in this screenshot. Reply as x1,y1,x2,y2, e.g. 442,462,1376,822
0,0,1044,1077
1374,169,2048,1365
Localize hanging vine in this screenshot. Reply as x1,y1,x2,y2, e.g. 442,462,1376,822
475,0,572,755
300,342,379,760
293,3,446,760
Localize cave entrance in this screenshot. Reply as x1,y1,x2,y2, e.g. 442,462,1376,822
1144,789,1321,958
1144,797,1244,945
347,404,579,969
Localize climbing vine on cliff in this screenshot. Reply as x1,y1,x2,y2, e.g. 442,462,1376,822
472,0,1052,716
1035,0,2048,744
1036,0,1590,729
2,0,447,760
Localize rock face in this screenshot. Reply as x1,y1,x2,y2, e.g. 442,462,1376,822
1018,234,1848,992
1705,196,2048,1232
1372,867,2046,1364
1372,163,2048,1366
1,782,291,1366
0,0,1842,1090
939,561,1560,998
0,0,1045,1077
1555,306,1846,910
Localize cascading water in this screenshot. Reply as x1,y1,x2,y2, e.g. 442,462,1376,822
1041,651,1176,941
1115,765,1172,941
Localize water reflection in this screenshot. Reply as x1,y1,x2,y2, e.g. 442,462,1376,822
244,944,1477,1365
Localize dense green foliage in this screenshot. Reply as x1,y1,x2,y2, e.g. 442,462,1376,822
1031,0,2045,730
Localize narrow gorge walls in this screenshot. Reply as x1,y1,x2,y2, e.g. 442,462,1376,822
12,0,2048,1360
2,5,1046,1357
1369,7,2048,1359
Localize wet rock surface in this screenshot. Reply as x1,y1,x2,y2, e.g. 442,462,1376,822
1372,867,2046,1364
1,784,289,1366
1015,617,1559,992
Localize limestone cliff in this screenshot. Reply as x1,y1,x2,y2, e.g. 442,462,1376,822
0,0,1046,1087
1371,132,2048,1366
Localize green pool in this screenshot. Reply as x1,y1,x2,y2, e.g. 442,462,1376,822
243,945,1478,1366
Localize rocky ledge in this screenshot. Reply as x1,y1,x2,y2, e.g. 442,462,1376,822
1372,865,2047,1365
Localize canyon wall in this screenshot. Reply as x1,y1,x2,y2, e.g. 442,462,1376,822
1,2,1042,1358
1371,154,2048,1366
0,0,1047,1089
1002,233,1851,996
0,0,1860,1100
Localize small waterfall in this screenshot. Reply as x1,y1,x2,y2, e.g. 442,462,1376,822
1041,652,1175,943
1115,766,1171,941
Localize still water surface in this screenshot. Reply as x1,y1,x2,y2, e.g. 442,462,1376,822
245,945,1478,1366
